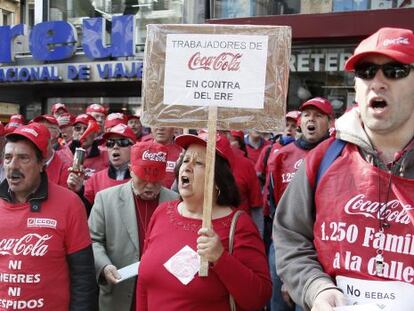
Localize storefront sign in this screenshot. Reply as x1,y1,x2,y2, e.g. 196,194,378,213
0,15,135,63
290,52,352,72
0,60,142,83
164,34,268,109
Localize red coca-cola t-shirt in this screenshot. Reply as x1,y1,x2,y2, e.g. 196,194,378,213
0,182,91,309
310,142,414,284
269,143,308,213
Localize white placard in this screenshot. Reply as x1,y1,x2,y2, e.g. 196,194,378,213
116,261,140,283
336,275,414,311
164,34,268,109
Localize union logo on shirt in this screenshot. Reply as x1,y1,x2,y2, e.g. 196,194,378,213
166,161,176,172
27,218,57,229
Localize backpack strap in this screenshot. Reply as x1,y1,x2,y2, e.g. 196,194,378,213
315,139,346,186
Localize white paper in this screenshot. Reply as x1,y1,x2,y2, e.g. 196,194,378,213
333,304,383,311
116,261,140,283
164,245,200,285
164,34,268,109
336,275,414,311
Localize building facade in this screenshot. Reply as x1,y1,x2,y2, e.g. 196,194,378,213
0,0,206,121
209,0,414,116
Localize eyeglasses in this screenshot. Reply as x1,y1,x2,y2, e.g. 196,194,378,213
354,62,414,80
106,138,132,148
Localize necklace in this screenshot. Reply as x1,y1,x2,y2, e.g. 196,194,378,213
375,166,394,274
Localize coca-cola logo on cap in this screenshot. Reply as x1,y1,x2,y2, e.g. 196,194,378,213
142,150,167,162
188,52,242,71
21,128,39,137
383,37,410,47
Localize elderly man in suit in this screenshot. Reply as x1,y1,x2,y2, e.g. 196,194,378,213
88,141,179,311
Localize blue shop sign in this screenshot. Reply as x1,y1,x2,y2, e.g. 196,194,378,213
0,15,135,63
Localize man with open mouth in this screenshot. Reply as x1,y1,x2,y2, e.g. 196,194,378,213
274,27,414,311
267,97,333,311
67,123,137,213
0,122,96,310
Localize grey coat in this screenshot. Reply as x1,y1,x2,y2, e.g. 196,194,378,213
88,180,179,311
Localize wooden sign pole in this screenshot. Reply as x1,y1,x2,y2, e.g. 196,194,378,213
199,105,218,277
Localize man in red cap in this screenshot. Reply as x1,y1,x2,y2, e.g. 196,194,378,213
275,27,414,311
104,112,128,132
51,103,68,118
147,126,183,189
58,113,108,178
57,112,75,145
86,103,107,136
0,123,96,310
32,115,61,150
67,123,136,212
88,141,179,311
4,114,25,134
268,97,332,311
127,114,145,141
28,118,70,189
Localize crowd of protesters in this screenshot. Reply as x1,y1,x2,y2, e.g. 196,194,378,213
0,26,413,311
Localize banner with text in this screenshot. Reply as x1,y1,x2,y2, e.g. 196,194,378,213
141,24,291,132
164,34,268,109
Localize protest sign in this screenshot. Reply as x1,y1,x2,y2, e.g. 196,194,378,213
142,24,291,275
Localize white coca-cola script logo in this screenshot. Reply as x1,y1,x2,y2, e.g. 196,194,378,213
0,233,52,256
383,37,410,47
294,159,304,170
142,150,167,162
344,194,413,225
188,52,242,71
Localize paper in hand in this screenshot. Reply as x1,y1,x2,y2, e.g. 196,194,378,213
116,262,140,283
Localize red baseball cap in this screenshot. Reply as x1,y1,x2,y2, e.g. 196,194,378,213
9,114,25,125
32,114,59,126
130,141,168,182
230,130,244,141
51,103,68,115
345,27,414,71
74,114,96,126
6,123,50,158
57,113,76,128
175,133,234,166
300,97,333,117
86,104,107,115
103,123,136,143
286,110,301,122
104,113,128,130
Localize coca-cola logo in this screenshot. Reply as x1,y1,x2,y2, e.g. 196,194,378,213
142,150,167,162
21,128,39,137
0,233,52,256
344,194,413,225
383,37,410,47
294,159,304,170
188,52,242,71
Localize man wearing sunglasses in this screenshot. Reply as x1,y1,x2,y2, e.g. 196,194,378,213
273,27,414,311
67,123,136,212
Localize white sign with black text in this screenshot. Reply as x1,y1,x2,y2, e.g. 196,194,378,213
164,34,268,109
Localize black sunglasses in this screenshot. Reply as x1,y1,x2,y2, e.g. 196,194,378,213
354,62,414,80
106,138,132,148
